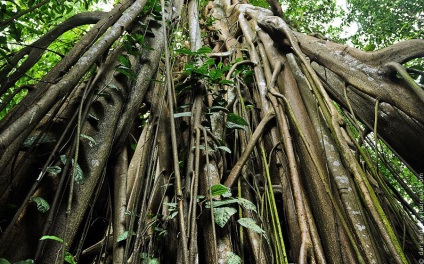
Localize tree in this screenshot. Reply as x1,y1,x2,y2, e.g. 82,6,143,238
345,0,424,48
0,0,423,263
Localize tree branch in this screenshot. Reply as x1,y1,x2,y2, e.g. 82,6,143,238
0,11,105,94
0,0,50,28
224,111,275,188
366,39,424,66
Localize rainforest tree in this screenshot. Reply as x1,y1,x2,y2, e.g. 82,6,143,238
0,0,423,263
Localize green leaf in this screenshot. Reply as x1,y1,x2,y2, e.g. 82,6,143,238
60,155,67,164
193,66,208,76
40,235,64,243
46,166,62,175
364,43,376,51
219,79,234,86
31,197,50,213
116,66,136,80
118,55,131,68
117,230,136,242
211,184,232,197
163,202,177,209
174,112,192,118
23,135,56,148
227,113,248,126
204,58,216,66
216,146,232,154
184,63,195,72
60,155,85,183
73,163,84,184
193,145,214,152
213,207,237,228
206,198,238,208
226,252,242,264
208,106,229,113
175,48,194,55
237,218,265,234
243,70,254,83
236,197,257,212
196,46,213,54
227,113,248,130
64,252,76,264
107,83,119,91
80,134,97,146
140,252,160,263
209,69,223,80
142,257,160,264
166,211,178,220
0,258,11,264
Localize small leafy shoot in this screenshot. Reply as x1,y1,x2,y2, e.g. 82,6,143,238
31,197,50,213
216,146,231,154
23,135,56,148
40,235,64,243
60,155,85,183
226,252,242,264
73,163,84,183
116,66,136,80
140,252,160,264
117,230,136,243
196,46,213,54
211,184,232,197
107,83,119,91
118,55,131,68
227,113,248,130
237,218,266,237
64,252,76,264
164,202,178,220
219,79,234,86
214,207,237,228
236,197,257,212
80,134,97,147
46,166,62,175
175,48,194,55
206,199,238,208
174,112,192,118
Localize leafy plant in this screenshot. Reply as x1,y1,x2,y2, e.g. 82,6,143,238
30,197,50,213
140,252,160,264
226,251,242,264
116,230,136,243
206,184,263,236
237,218,266,237
226,113,249,130
60,155,85,184
46,166,62,175
39,236,76,264
115,54,136,80
80,134,97,147
164,202,178,220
